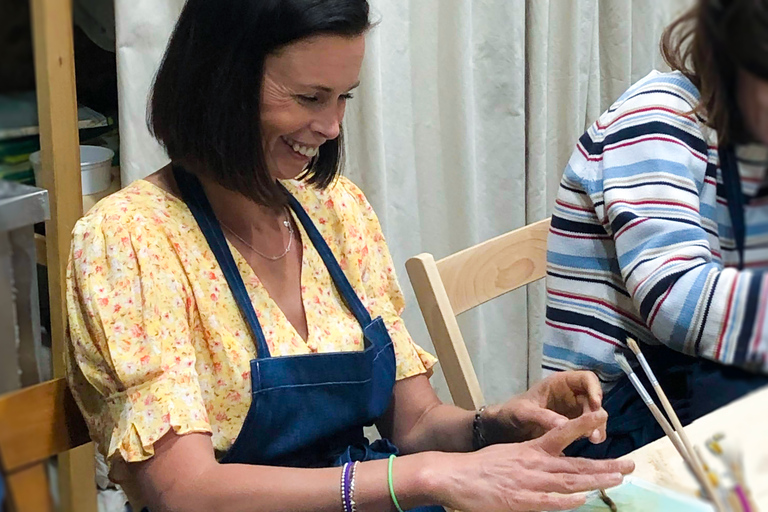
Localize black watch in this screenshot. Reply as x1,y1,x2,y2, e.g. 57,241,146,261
472,406,489,451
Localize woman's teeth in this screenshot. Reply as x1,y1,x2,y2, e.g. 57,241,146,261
285,139,319,157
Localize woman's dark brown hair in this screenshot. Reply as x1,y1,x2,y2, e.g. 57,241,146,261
661,0,768,144
149,0,371,207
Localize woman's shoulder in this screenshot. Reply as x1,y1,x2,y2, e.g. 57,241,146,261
73,179,185,240
584,70,713,157
284,175,376,218
282,176,386,251
610,70,701,115
593,71,709,136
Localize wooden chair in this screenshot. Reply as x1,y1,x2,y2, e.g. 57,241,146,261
405,218,551,411
0,378,91,512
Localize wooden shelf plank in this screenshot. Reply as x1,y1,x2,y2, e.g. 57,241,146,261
29,0,97,510
35,233,46,266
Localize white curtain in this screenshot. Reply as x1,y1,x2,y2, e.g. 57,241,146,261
115,0,692,403
114,0,185,186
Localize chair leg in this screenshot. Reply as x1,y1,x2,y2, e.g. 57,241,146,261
6,463,55,512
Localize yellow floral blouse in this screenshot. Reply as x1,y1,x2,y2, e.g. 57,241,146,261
65,176,436,466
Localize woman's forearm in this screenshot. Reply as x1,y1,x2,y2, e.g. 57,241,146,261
132,413,634,512
379,374,477,454
133,433,446,512
394,402,475,454
175,458,435,512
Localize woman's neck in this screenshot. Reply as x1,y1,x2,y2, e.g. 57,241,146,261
146,165,287,237
198,175,285,235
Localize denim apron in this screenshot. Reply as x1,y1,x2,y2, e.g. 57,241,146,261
565,146,768,459
166,167,443,511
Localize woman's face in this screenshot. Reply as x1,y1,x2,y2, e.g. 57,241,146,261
737,68,768,145
260,34,365,180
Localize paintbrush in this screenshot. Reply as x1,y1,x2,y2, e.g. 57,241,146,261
614,353,694,461
598,488,618,512
707,437,759,512
623,339,727,511
694,445,722,488
614,352,725,511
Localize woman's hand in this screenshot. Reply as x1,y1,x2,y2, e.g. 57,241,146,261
483,371,606,444
431,410,633,512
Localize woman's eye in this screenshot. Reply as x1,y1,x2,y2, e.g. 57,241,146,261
298,95,319,104
341,93,354,101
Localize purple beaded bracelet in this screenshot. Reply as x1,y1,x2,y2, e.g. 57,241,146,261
340,461,360,512
341,462,353,512
349,461,359,512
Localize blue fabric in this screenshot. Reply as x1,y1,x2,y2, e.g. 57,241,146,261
721,145,746,269
564,344,768,459
173,167,443,510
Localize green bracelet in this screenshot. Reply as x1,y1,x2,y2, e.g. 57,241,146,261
388,454,405,512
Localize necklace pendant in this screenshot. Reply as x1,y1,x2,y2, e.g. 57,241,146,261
222,208,293,260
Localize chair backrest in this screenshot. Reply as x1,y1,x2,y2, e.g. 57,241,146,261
405,218,551,410
0,378,91,512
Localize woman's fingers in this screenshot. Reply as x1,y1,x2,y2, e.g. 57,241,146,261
575,395,602,442
509,491,588,512
592,410,608,444
564,371,603,411
445,435,634,512
536,455,635,476
574,392,606,443
522,401,569,431
523,449,635,475
535,410,608,455
527,470,625,494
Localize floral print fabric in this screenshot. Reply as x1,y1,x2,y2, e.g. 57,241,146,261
66,176,436,465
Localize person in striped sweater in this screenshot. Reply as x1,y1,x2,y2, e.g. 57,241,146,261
545,0,768,459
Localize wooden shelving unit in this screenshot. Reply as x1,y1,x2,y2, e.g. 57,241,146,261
29,0,97,510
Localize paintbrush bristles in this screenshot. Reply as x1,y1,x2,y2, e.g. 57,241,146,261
624,338,728,512
615,352,633,375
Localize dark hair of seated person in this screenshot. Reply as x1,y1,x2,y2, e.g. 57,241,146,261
661,0,768,145
149,0,372,207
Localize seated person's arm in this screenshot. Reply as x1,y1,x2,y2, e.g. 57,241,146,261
596,113,768,371
377,373,474,454
378,370,608,454
125,410,625,512
125,431,435,512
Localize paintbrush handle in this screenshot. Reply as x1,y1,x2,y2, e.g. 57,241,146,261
647,403,724,511
618,350,727,511
654,387,728,512
739,484,760,512
729,463,760,511
728,490,746,512
647,403,700,475
694,446,721,489
623,372,704,485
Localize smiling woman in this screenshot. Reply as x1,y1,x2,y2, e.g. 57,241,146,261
64,1,633,511
259,36,363,181
148,0,367,207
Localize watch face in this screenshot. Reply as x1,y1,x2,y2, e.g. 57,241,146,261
472,407,488,450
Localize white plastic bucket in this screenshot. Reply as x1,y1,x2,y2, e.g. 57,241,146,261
30,145,115,195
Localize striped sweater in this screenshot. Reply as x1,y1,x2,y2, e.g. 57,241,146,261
544,70,768,388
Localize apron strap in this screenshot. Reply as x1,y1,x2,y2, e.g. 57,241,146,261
284,190,374,327
173,166,273,358
719,145,746,269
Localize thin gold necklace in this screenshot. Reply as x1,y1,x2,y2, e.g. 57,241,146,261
221,208,294,261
